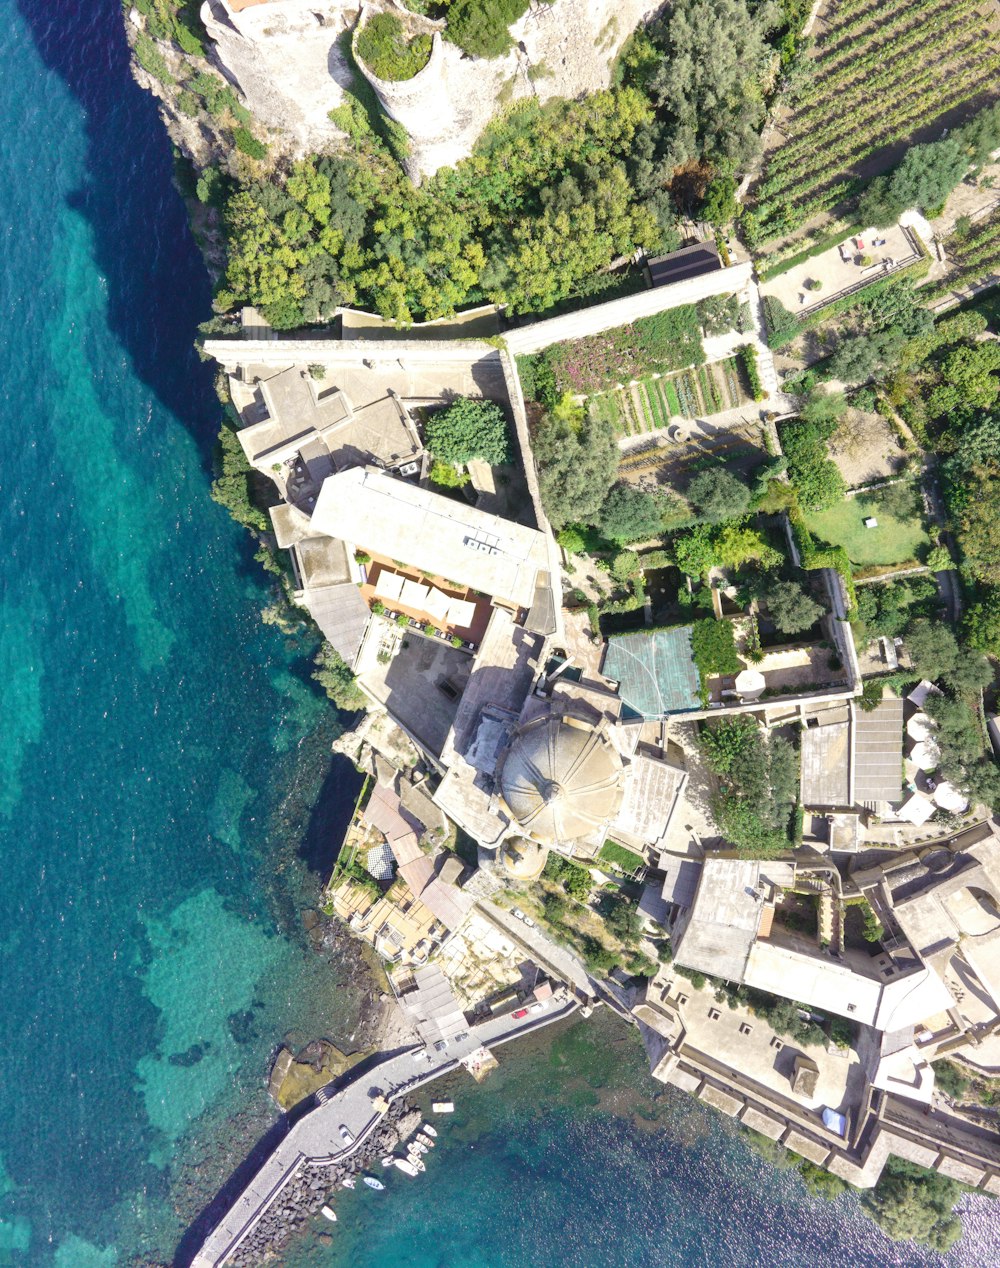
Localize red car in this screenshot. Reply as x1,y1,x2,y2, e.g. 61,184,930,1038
512,1007,529,1019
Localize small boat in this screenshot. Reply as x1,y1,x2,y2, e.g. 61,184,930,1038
431,1101,454,1113
381,1157,395,1168
363,1176,385,1191
422,1124,438,1138
342,1176,356,1189
410,1157,426,1172
411,1142,428,1155
321,1205,337,1222
394,1157,420,1177
416,1133,435,1148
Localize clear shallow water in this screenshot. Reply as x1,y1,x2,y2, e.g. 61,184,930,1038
0,2,365,1262
1,4,998,1267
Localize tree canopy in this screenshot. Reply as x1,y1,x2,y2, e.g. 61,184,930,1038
766,579,824,634
687,467,751,523
599,484,664,544
424,397,512,466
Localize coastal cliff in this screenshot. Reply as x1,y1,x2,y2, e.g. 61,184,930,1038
127,0,659,181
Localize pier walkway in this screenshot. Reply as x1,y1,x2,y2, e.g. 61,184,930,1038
191,995,579,1267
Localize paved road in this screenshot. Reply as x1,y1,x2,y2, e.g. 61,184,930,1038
192,995,579,1267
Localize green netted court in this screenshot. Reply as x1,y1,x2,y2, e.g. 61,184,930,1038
602,626,701,718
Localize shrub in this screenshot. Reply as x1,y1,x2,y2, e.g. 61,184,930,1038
425,398,511,466
444,0,529,59
690,618,741,683
233,127,268,160
544,853,592,900
739,343,766,401
687,467,751,523
766,579,824,635
429,460,470,489
599,483,663,545
356,14,432,81
134,33,173,84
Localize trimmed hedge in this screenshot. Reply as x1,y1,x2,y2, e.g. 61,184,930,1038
788,503,856,611
740,343,766,401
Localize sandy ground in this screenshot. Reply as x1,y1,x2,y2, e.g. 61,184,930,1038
828,409,909,487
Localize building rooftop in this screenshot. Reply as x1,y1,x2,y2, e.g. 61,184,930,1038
672,858,795,982
647,241,722,288
496,714,625,848
800,716,850,806
612,753,688,848
854,696,904,805
602,626,702,718
311,468,549,610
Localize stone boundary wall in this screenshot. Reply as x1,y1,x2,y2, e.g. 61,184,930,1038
503,262,755,355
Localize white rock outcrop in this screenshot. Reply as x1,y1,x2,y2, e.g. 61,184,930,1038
200,0,662,178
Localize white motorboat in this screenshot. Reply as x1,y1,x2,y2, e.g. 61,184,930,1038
411,1142,428,1155
394,1157,420,1177
422,1123,438,1138
342,1176,356,1189
381,1157,395,1167
321,1206,337,1222
364,1176,385,1191
416,1133,435,1148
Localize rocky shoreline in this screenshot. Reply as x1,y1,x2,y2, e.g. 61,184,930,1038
228,1098,425,1266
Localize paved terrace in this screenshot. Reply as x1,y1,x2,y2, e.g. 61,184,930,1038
191,996,579,1268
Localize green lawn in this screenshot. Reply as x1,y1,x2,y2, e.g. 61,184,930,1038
804,486,929,566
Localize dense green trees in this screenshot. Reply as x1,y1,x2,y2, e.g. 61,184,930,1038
766,579,823,634
699,717,799,855
687,468,751,523
444,0,529,59
863,1159,962,1252
210,422,271,532
313,643,366,711
858,137,969,228
534,407,619,530
424,398,511,466
778,417,846,510
599,484,664,545
217,90,659,325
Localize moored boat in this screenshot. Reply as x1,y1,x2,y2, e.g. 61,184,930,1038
381,1157,395,1167
342,1176,356,1189
416,1133,434,1148
363,1176,385,1191
422,1123,438,1138
394,1157,420,1177
321,1205,337,1222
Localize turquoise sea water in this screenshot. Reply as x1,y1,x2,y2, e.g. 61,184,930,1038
0,3,366,1262
2,4,999,1267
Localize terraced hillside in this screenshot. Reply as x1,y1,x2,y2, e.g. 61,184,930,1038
750,0,1000,245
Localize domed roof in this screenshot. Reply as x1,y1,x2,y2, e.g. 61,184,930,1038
501,837,549,881
497,714,624,845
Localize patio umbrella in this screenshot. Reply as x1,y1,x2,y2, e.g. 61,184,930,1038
906,712,936,742
910,739,941,772
933,782,968,813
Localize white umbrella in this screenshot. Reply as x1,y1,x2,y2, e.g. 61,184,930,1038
910,739,941,772
933,781,968,813
906,712,935,742
735,668,766,699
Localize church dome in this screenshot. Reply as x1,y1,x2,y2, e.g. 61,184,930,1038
497,714,624,845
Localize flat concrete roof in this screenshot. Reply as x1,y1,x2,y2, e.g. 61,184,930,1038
801,718,850,806
673,859,769,982
614,754,687,847
312,468,548,609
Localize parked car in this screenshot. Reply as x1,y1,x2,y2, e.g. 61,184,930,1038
339,1125,354,1145
409,1048,428,1062
433,1038,449,1052
453,1031,468,1043
529,1001,547,1013
512,908,526,921
522,915,536,928
512,1007,529,1019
